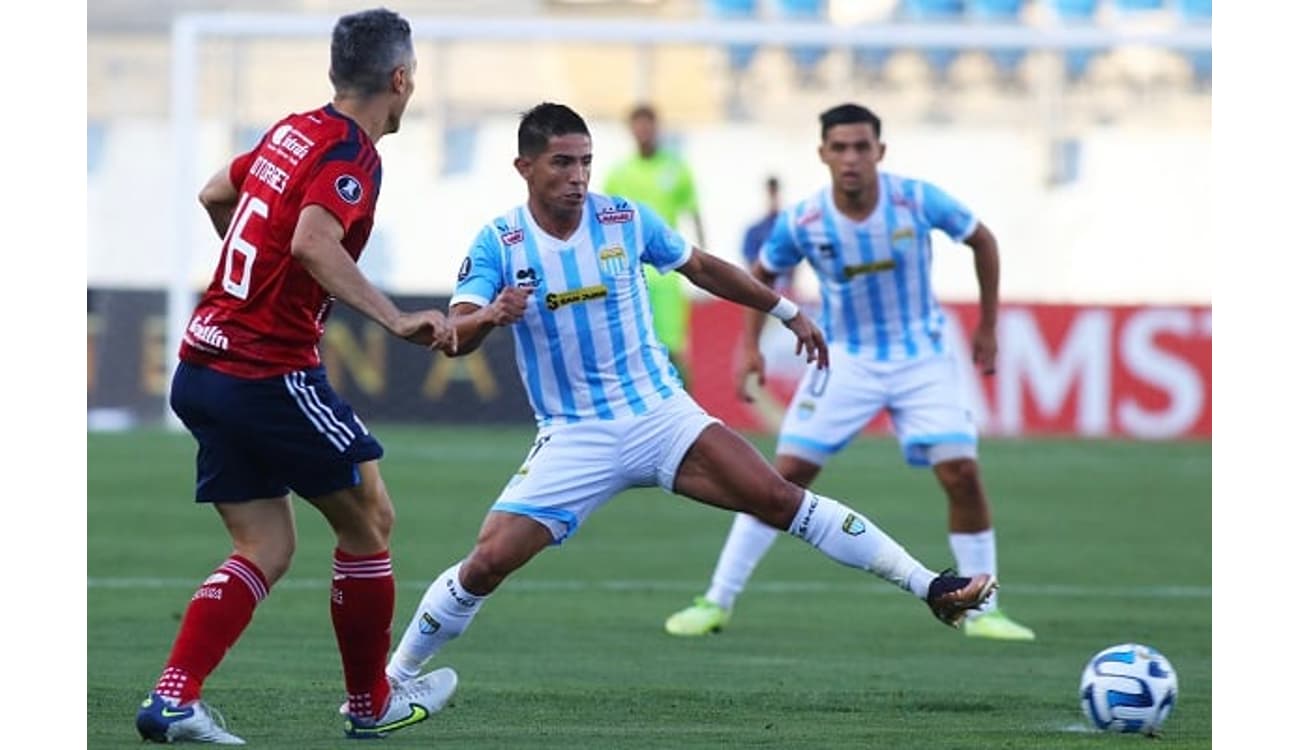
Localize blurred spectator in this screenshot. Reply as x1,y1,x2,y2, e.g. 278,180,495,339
741,176,793,294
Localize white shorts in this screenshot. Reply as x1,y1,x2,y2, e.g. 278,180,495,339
490,392,720,543
777,346,977,469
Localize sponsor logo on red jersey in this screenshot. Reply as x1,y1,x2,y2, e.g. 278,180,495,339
269,123,315,163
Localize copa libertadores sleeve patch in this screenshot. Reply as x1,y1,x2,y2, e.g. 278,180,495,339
334,174,363,204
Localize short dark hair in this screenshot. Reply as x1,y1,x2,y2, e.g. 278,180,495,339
628,103,657,122
329,8,413,96
819,103,882,140
518,103,590,157
765,175,780,193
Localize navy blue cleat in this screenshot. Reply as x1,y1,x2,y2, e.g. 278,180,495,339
926,569,998,628
136,692,246,745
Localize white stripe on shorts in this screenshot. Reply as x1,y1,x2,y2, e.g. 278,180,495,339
284,372,347,451
298,373,356,442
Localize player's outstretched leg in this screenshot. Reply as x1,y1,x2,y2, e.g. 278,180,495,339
665,513,779,636
666,454,824,637
673,425,995,628
783,489,996,628
386,562,486,683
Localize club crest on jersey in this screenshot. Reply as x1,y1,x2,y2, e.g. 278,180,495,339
598,245,629,275
335,174,363,204
501,229,524,246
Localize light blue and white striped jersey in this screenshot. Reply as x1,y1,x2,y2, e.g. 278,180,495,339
760,172,978,361
452,193,691,426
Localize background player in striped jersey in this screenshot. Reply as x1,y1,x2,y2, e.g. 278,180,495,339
380,103,995,691
134,9,459,744
664,103,1035,642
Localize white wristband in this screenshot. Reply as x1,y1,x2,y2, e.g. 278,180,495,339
768,296,799,322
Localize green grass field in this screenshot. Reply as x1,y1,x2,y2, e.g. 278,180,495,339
88,427,1211,748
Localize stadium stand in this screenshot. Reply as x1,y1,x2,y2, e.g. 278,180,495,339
776,0,831,83
902,0,965,81
969,1,1028,78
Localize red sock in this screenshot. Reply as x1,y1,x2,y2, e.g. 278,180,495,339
332,549,395,719
154,555,269,704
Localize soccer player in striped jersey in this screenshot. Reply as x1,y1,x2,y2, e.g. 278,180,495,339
134,10,459,744
382,103,995,690
664,103,1036,641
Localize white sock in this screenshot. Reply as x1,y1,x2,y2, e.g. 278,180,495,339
704,513,781,610
949,529,999,611
387,562,485,681
787,490,935,599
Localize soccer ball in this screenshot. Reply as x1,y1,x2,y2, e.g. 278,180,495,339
1079,643,1178,736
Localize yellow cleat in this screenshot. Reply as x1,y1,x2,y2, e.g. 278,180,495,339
963,609,1036,641
664,596,731,636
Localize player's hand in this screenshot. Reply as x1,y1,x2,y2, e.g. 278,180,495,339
972,321,997,376
396,309,458,354
485,285,532,326
733,345,766,403
783,312,829,370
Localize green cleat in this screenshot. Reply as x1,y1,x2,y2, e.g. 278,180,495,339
664,596,731,636
963,609,1036,641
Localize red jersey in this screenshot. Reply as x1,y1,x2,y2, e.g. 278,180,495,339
179,103,382,378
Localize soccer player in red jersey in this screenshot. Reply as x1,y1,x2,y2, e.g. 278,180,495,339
135,9,458,744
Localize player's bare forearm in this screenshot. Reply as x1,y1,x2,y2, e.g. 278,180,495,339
446,286,532,356
966,223,1000,375
741,260,780,353
291,206,404,334
676,249,781,317
967,223,1000,327
198,166,240,239
447,303,497,357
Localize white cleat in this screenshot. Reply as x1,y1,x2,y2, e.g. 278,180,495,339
341,667,459,739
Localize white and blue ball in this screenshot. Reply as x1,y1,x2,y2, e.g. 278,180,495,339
1079,643,1178,736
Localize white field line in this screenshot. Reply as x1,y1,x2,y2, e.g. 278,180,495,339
86,577,1210,599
